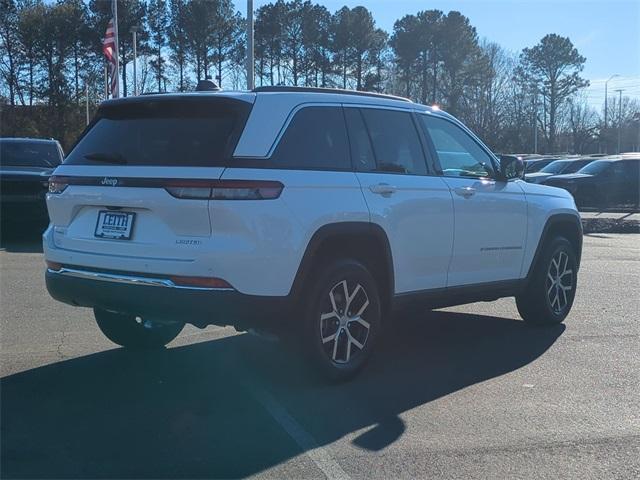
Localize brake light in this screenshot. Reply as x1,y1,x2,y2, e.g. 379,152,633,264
163,181,213,200
48,176,69,194
165,180,284,200
212,180,284,200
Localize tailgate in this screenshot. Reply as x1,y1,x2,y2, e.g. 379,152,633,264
45,95,252,264
47,165,225,260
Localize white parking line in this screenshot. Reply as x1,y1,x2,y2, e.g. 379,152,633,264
242,381,351,480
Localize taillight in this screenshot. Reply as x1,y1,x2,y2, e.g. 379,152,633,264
165,180,284,200
46,176,284,200
163,180,214,200
48,176,69,194
211,180,284,200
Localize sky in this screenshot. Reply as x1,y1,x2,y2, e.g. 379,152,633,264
234,0,640,109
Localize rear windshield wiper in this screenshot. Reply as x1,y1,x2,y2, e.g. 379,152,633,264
83,152,127,165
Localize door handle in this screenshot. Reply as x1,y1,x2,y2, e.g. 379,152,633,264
454,186,476,198
370,183,397,197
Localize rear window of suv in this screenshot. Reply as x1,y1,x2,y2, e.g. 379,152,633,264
0,140,62,168
64,97,251,167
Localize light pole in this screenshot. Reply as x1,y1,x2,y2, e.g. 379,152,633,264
604,74,619,131
532,89,538,154
246,0,254,90
85,82,90,125
130,26,138,95
615,89,624,154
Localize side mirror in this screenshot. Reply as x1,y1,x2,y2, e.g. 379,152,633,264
499,155,525,181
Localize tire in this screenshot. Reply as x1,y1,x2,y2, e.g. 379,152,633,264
516,236,577,326
94,308,184,349
301,259,382,381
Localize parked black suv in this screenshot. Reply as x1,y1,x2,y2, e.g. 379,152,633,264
0,137,64,226
545,156,640,210
525,158,595,184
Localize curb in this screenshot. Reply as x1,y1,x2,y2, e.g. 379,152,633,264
581,216,640,234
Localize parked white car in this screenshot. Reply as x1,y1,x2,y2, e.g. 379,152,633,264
44,87,582,380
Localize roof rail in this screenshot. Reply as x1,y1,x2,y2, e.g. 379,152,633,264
252,86,412,103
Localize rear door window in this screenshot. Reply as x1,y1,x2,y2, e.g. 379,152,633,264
344,108,376,172
612,160,640,178
270,106,350,170
360,108,428,175
64,98,251,166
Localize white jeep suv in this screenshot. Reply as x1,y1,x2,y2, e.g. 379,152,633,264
44,87,582,380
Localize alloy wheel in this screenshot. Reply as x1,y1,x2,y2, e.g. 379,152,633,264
319,279,371,364
546,250,573,314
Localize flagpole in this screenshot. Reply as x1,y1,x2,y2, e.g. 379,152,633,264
112,0,120,97
246,0,254,90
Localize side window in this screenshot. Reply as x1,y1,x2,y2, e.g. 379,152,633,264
612,161,638,178
271,106,350,170
344,108,376,172
420,114,493,178
360,108,428,175
611,162,625,177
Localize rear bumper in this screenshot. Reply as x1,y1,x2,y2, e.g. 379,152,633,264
45,267,292,331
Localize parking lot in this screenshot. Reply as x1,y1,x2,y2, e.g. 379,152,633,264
1,230,639,479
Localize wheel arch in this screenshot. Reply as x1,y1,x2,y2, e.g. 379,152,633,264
526,213,583,282
290,222,395,317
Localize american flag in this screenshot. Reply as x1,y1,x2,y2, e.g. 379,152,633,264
102,18,118,97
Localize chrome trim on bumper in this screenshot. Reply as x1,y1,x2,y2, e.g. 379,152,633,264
46,267,232,291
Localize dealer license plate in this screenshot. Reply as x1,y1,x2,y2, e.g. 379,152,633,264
94,210,135,240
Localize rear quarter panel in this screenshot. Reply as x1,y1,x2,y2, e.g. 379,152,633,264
211,168,370,296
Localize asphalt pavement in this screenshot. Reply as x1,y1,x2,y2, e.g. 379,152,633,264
1,229,639,479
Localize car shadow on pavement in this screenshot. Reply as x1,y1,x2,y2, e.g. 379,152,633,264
0,223,45,253
1,311,564,479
